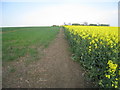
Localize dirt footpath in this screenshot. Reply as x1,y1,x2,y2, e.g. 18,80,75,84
3,27,92,88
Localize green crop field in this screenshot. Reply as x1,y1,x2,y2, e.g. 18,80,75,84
2,26,59,62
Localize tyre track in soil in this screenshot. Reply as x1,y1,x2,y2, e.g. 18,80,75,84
3,27,92,88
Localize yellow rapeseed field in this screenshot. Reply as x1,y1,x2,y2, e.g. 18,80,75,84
64,26,119,88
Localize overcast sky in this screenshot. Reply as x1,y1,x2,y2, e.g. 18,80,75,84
1,0,119,27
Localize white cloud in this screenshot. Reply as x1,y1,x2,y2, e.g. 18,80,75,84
22,4,117,26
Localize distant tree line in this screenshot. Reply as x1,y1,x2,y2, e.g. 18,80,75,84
52,25,59,27
72,23,109,26
64,22,110,26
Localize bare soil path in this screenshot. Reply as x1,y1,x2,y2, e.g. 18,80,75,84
3,27,91,88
